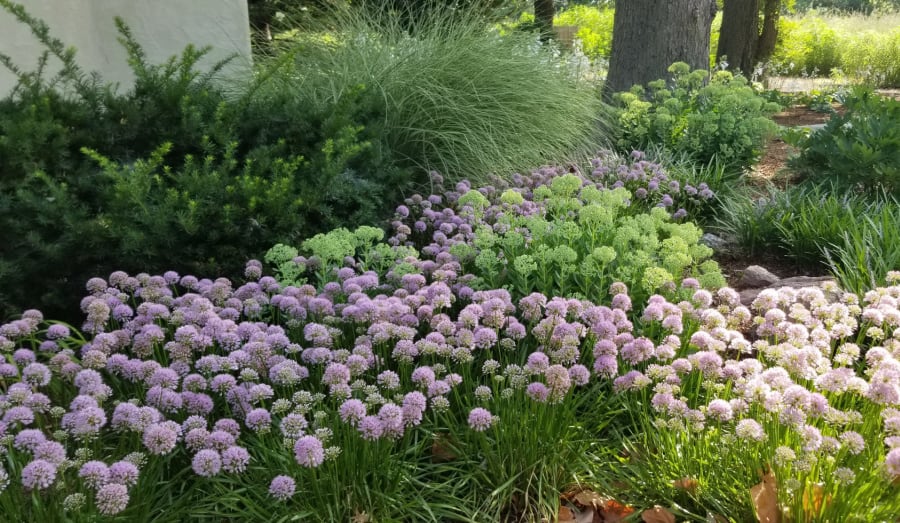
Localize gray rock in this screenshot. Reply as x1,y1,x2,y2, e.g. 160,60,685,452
739,288,763,306
775,276,834,287
738,275,838,306
739,265,780,288
700,233,729,251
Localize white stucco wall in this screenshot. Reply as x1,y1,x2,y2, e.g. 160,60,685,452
0,0,252,95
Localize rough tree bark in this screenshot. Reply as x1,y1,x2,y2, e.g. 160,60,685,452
756,0,780,62
606,0,718,94
716,0,760,77
534,0,555,41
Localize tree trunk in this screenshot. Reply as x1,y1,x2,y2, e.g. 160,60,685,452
606,0,718,94
756,0,780,62
534,0,555,42
716,0,760,77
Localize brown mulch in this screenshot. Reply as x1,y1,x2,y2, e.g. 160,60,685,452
770,104,840,126
748,104,843,188
749,137,798,189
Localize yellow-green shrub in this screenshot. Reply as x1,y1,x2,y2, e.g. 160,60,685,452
554,5,615,60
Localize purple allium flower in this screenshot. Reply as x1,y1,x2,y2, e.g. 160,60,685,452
13,429,46,452
735,419,766,442
46,324,71,340
33,441,66,465
95,483,129,515
206,430,236,452
214,418,241,438
108,461,139,486
269,475,296,501
293,436,325,468
467,408,494,432
887,448,900,478
840,431,865,455
21,459,57,490
411,366,436,388
526,382,550,402
358,415,384,441
322,363,351,385
706,399,733,422
185,428,211,452
339,399,367,427
143,424,179,455
800,425,823,452
79,461,110,489
3,405,35,426
245,408,272,432
192,449,222,477
280,413,308,439
22,363,52,387
526,352,550,374
221,446,250,473
611,293,632,311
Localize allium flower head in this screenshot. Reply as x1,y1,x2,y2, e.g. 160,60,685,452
108,461,140,486
192,449,222,477
245,408,272,433
293,436,325,467
221,446,250,473
79,460,110,489
886,448,900,478
95,483,129,515
468,408,495,431
269,475,296,501
21,459,57,490
735,419,766,442
143,423,178,455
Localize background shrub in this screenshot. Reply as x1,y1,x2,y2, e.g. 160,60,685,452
770,12,900,86
612,63,780,172
790,88,900,195
553,5,615,61
0,4,413,321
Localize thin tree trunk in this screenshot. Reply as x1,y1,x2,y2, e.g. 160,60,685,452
534,0,555,42
606,0,718,94
756,0,780,62
717,0,760,77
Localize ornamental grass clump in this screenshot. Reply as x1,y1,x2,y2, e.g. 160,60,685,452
268,1,607,182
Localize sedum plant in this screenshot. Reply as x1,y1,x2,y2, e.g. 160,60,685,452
612,63,780,171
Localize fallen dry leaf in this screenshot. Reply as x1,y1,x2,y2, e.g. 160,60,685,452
641,506,675,523
801,484,830,515
750,471,781,523
558,506,577,522
596,499,636,523
673,476,699,493
350,510,371,523
430,433,457,462
573,489,605,508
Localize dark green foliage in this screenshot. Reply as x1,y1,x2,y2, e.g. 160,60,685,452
716,183,900,291
611,63,780,172
826,201,900,294
790,88,900,195
0,2,414,321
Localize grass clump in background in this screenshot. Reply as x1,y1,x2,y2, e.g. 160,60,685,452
267,1,608,183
